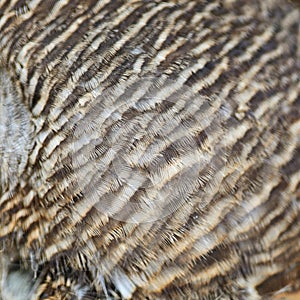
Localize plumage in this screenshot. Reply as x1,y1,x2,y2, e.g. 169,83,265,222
0,0,299,299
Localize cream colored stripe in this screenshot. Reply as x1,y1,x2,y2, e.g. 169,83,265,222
0,0,44,55
238,27,274,63
16,0,76,84
30,2,138,116
0,0,20,31
30,1,165,137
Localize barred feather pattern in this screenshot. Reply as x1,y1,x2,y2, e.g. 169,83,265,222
0,0,299,299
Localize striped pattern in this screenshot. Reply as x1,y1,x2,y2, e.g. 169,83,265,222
0,0,299,299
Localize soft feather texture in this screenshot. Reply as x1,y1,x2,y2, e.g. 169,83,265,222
0,0,299,299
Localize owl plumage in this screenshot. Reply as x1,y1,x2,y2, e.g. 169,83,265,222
0,0,299,299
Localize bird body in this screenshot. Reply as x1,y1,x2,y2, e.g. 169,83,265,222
0,0,299,299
